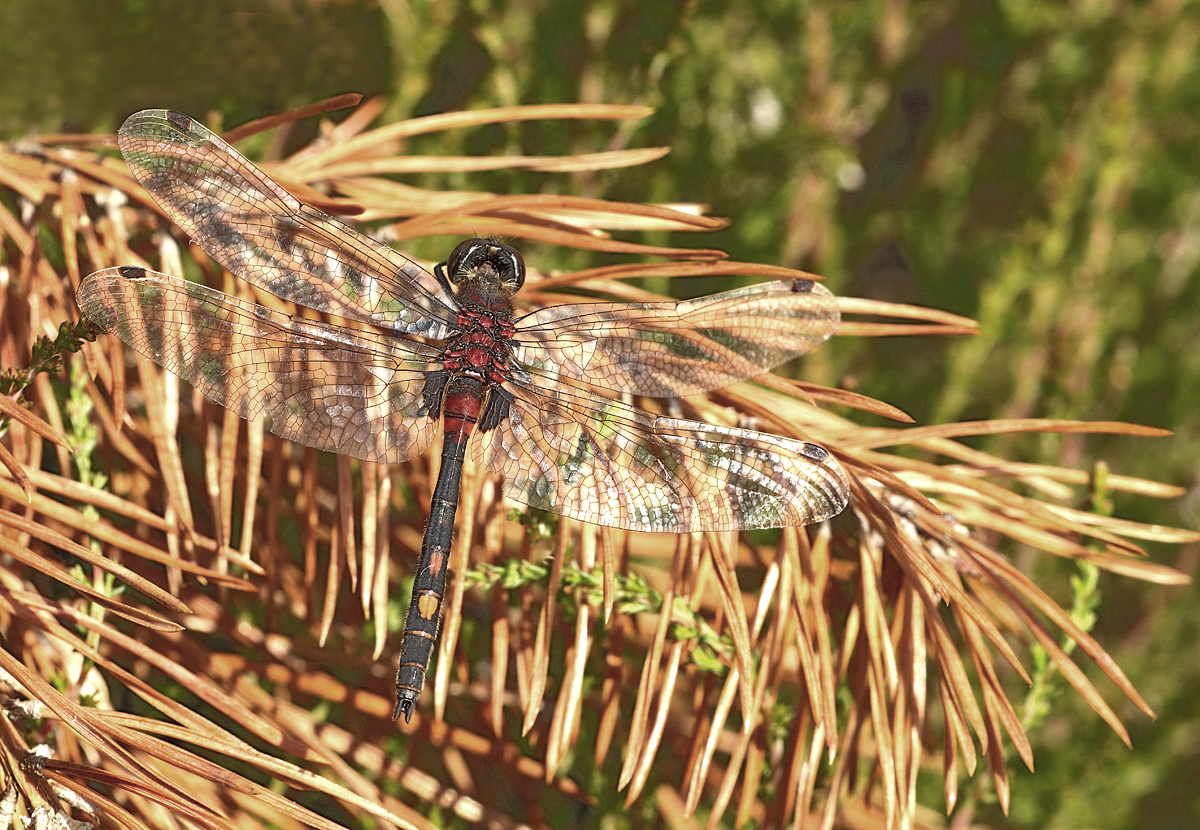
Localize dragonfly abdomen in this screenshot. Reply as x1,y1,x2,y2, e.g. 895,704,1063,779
394,376,493,722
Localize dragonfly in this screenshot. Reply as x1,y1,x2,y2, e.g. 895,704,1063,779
77,110,850,722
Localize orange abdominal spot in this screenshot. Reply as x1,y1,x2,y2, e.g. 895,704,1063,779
427,550,444,576
418,594,440,620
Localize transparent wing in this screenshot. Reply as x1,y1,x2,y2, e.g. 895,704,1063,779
474,369,848,533
118,109,459,338
513,279,839,397
78,267,442,463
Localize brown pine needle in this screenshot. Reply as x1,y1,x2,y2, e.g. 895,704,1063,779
220,93,365,143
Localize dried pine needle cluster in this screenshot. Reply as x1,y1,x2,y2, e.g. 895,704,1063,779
0,97,1192,830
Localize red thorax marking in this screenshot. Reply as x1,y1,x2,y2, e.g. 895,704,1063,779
444,306,513,381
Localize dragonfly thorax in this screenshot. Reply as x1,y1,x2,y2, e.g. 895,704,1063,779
443,302,516,387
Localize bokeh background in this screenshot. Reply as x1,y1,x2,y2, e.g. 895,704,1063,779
3,1,1198,826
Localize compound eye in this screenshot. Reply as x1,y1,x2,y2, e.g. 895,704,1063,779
497,244,526,289
445,238,490,284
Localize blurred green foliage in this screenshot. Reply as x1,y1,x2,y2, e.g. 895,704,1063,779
2,0,1198,827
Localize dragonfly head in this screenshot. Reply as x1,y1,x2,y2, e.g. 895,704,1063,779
442,238,526,296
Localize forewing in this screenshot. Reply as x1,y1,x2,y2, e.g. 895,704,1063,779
513,279,839,397
117,109,458,337
475,370,849,533
78,267,441,463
